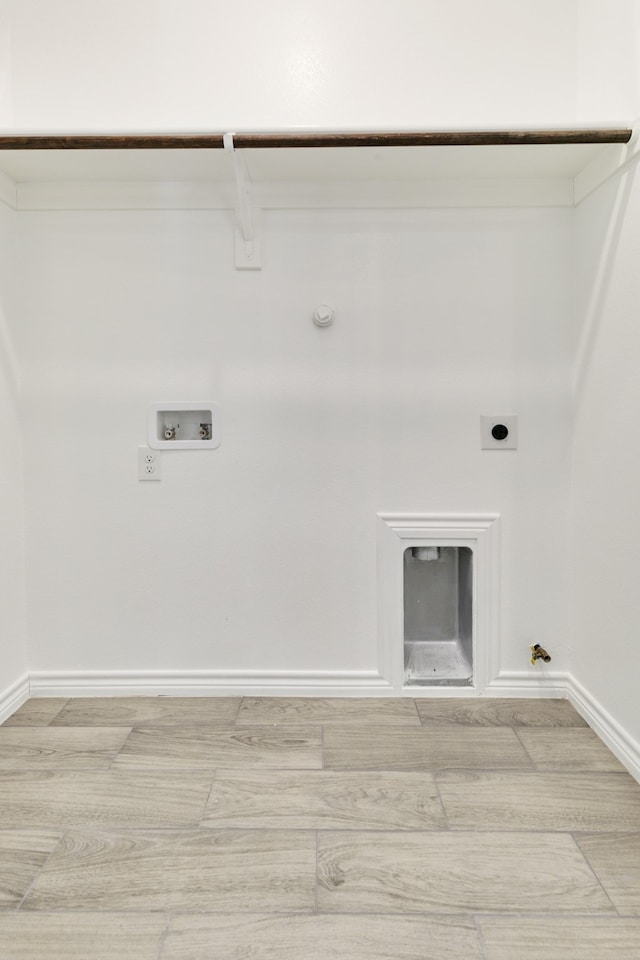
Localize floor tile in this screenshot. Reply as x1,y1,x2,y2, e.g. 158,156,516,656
51,697,240,726
516,727,625,771
0,727,130,770
323,725,532,770
0,913,167,959
202,771,446,830
577,834,640,915
23,829,316,912
438,771,640,831
2,695,638,945
3,700,69,727
415,698,587,726
237,697,421,725
0,770,213,828
316,831,612,914
113,725,322,770
0,830,61,908
480,917,640,959
163,914,483,959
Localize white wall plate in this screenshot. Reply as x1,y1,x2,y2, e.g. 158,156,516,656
481,415,518,450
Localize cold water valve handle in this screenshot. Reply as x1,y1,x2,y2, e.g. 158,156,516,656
531,643,551,665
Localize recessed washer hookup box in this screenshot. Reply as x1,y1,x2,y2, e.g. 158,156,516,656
148,402,221,450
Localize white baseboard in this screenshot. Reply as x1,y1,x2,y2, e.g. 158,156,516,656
0,673,30,723
28,667,569,700
567,675,640,784
16,667,640,783
26,666,571,699
28,669,395,698
484,669,571,698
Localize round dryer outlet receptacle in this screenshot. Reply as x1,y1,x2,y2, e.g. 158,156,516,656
481,415,518,450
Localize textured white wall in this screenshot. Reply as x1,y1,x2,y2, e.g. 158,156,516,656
6,0,578,130
14,205,574,679
0,198,28,695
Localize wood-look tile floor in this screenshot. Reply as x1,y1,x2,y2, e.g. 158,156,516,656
1,696,640,959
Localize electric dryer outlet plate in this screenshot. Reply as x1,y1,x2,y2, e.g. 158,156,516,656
481,415,518,450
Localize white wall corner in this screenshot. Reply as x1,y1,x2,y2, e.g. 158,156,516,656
574,120,640,205
567,675,640,785
0,673,29,724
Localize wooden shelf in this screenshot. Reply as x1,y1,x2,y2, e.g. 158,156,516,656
0,128,634,214
0,129,631,150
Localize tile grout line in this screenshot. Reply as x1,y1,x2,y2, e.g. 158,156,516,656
14,830,66,912
232,697,243,724
474,913,490,960
199,769,219,827
106,727,134,771
432,771,452,831
511,724,538,770
572,832,624,917
155,913,173,960
315,830,319,914
410,697,421,725
46,699,70,726
7,824,639,836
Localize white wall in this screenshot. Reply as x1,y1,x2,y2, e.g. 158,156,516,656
570,163,640,748
0,197,28,701
3,0,639,706
6,0,578,130
0,0,12,126
568,0,640,767
576,0,640,123
14,204,575,683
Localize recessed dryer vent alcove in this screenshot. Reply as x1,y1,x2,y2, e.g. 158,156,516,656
377,513,500,695
404,546,473,686
148,402,221,450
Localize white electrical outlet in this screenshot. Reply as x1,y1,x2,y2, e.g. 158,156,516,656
138,445,162,481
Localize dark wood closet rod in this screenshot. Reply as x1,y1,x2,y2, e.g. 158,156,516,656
0,129,632,150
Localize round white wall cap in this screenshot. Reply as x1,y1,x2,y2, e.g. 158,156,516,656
313,304,334,327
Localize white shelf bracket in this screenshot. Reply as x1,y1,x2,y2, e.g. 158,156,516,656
223,132,262,269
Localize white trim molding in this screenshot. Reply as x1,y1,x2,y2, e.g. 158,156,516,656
485,669,570,698
28,669,394,698
12,665,640,784
377,512,500,695
567,675,640,784
0,673,30,724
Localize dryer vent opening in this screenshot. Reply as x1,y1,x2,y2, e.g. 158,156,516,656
403,546,473,687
